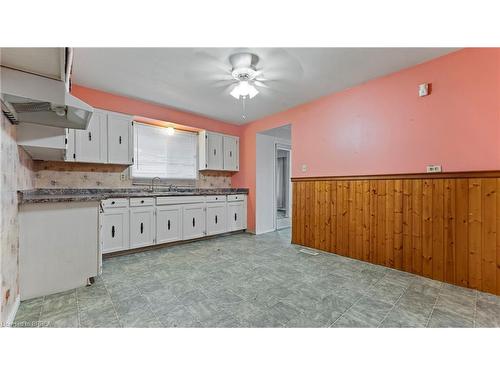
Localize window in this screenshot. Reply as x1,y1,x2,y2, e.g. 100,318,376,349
131,122,197,180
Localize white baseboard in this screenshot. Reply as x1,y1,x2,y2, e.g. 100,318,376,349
3,294,20,327
254,228,275,235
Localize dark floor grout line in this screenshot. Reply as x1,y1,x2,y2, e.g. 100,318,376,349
472,289,478,328
329,273,387,327
424,282,445,328
75,287,82,328
101,279,123,328
377,279,413,328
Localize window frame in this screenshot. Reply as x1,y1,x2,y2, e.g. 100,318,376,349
130,122,199,184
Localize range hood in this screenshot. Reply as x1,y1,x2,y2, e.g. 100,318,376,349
0,50,93,130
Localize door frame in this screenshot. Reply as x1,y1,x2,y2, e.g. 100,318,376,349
274,142,292,230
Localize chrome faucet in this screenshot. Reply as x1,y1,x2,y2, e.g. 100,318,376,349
151,177,161,192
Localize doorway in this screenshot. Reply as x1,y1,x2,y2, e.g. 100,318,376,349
275,144,291,230
255,124,291,235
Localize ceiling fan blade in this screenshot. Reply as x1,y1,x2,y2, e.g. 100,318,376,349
212,79,237,88
184,50,232,81
257,48,304,81
253,80,269,88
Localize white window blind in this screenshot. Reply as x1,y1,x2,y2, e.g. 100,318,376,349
131,123,197,180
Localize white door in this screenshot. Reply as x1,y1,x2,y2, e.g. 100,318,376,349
223,136,238,171
182,204,206,240
75,111,106,163
227,202,244,231
129,206,155,249
206,132,223,170
206,203,227,235
108,113,132,164
156,205,182,244
101,208,129,254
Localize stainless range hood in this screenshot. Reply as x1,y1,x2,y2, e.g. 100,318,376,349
0,48,93,130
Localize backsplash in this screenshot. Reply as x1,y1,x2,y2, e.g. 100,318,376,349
32,161,232,189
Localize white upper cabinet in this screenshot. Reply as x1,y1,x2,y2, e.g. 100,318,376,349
65,109,133,164
107,112,133,165
223,135,239,171
74,110,107,163
199,130,239,171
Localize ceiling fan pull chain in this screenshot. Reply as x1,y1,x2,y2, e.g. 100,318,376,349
241,96,247,120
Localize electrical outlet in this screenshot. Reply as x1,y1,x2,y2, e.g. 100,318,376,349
301,164,307,172
120,173,127,181
426,165,442,173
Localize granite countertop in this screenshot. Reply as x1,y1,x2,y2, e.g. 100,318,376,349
18,187,249,204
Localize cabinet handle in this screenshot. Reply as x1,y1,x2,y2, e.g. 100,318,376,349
141,200,144,204
234,213,237,221
140,222,144,234
111,201,115,205
167,219,171,230
111,225,115,238
119,136,122,144
88,132,92,141
229,151,232,157
192,217,195,227
213,148,216,156
215,215,218,224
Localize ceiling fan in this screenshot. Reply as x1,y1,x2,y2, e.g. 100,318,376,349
186,48,304,120
187,49,304,100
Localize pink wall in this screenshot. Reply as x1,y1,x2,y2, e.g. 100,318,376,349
71,85,242,136
232,48,500,231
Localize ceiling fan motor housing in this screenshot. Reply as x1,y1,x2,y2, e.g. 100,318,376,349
229,52,259,81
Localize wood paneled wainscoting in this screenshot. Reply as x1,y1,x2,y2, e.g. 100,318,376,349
291,172,500,296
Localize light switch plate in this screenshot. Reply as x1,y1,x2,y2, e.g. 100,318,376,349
301,164,307,172
426,165,442,173
419,83,429,97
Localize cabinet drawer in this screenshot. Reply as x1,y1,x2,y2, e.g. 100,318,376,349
206,195,226,202
156,196,206,205
227,194,245,202
130,197,155,207
102,198,129,209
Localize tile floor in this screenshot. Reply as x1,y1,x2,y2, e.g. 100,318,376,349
13,229,500,328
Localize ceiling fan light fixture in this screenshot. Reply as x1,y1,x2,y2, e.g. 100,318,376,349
230,81,259,100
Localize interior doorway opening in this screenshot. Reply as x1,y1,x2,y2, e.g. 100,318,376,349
275,145,291,230
255,124,291,235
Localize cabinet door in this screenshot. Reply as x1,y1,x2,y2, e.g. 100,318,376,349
75,111,107,163
223,136,238,171
65,128,75,162
206,203,227,235
108,113,132,164
182,204,206,240
227,202,244,231
129,206,155,249
156,205,182,244
101,208,129,254
206,132,223,170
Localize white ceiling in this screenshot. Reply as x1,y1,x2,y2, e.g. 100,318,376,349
261,124,291,141
72,48,457,125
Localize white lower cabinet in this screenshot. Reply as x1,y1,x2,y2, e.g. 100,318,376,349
101,207,130,254
182,204,206,240
227,202,245,231
206,202,227,235
156,205,183,244
99,194,246,254
129,206,155,249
